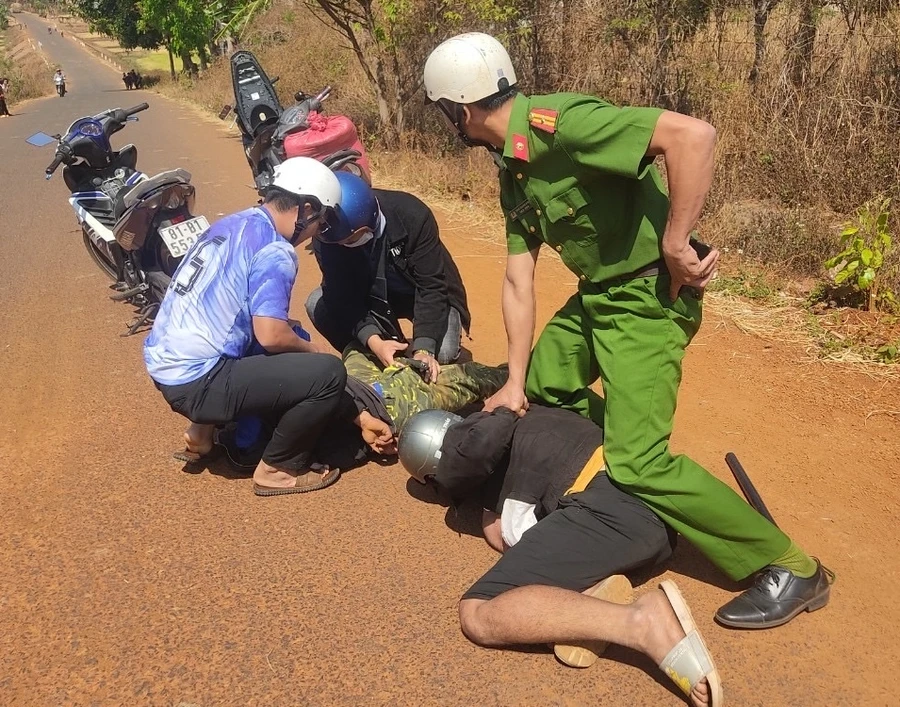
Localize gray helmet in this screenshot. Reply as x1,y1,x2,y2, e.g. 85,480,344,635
398,409,463,483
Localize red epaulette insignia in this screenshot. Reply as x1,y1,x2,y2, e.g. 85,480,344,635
512,134,530,161
529,108,558,134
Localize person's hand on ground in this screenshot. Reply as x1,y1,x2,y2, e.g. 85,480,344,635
483,382,529,416
663,241,719,301
413,350,440,383
359,411,397,455
367,335,408,368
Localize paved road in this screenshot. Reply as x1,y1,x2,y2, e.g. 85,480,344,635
1,12,896,707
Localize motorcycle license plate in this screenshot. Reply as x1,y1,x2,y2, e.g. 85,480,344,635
159,216,210,258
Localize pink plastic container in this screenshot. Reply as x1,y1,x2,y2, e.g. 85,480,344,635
283,112,371,183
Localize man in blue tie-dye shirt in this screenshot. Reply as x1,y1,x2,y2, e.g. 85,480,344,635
145,157,393,496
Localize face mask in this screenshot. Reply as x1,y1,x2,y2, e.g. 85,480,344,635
341,231,374,248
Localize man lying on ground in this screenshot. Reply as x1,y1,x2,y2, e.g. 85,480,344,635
219,344,508,469
398,405,722,707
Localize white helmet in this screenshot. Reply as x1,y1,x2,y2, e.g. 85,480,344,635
268,157,342,241
270,156,341,208
424,33,517,105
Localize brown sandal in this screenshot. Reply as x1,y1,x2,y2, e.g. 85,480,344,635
253,464,341,496
173,446,217,463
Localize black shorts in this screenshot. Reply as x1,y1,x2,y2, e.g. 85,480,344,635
462,474,674,601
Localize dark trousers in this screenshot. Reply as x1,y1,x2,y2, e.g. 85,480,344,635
157,353,347,471
463,474,675,600
0,97,9,116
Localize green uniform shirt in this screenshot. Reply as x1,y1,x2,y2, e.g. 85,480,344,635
499,93,669,283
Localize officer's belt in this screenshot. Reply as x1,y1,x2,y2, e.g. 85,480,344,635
596,239,712,290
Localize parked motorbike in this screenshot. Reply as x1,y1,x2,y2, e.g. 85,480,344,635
228,50,371,194
30,103,208,335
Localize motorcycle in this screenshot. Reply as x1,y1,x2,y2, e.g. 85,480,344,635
30,103,208,335
228,50,371,194
55,81,66,97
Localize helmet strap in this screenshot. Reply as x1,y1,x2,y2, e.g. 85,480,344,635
436,100,499,153
290,209,318,246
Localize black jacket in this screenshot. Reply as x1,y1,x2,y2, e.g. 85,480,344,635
313,189,470,355
435,406,604,513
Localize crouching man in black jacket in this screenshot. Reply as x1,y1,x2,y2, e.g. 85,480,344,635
305,172,470,382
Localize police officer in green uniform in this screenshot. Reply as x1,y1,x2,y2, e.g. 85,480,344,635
423,33,831,630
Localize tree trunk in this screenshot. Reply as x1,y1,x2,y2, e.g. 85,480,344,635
789,0,820,87
180,50,198,77
198,47,208,72
373,53,398,145
749,1,780,84
651,4,674,108
167,44,176,81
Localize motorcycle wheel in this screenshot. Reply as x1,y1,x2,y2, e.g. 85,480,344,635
145,270,172,302
82,226,118,281
155,236,183,278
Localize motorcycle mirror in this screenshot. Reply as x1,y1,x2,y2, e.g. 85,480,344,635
26,132,57,147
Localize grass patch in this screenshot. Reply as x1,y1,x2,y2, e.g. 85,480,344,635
1,24,52,105
130,49,182,74
708,266,783,303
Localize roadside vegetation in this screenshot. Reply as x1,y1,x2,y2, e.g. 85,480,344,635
0,13,51,105
48,0,900,367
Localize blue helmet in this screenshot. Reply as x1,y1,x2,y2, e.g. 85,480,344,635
321,171,380,244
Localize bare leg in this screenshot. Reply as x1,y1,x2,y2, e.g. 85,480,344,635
459,587,710,707
184,423,214,455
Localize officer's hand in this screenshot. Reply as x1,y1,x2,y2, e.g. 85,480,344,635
483,382,529,417
664,242,719,301
359,412,397,455
413,350,440,383
368,336,408,367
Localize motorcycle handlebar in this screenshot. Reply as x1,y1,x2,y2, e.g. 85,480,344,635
124,102,149,117
45,152,64,177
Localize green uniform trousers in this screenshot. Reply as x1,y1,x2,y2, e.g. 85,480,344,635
525,274,790,581
343,346,508,432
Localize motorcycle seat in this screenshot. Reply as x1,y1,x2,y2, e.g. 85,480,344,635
114,168,193,220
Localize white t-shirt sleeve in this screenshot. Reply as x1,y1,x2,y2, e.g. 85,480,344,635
500,498,539,547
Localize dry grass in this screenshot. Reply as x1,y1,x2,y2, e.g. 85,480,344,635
1,23,52,104
142,1,900,369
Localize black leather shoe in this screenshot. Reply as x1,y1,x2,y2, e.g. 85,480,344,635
715,560,832,629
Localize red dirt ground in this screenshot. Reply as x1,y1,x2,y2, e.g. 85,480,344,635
1,13,897,706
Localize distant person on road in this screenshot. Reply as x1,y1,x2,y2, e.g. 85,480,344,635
306,172,471,382
53,68,66,97
144,157,391,497
122,72,132,90
127,69,142,90
0,78,11,118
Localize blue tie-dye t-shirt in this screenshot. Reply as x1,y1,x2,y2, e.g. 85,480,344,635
144,206,298,386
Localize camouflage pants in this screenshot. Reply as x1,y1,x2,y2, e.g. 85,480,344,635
343,346,508,433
